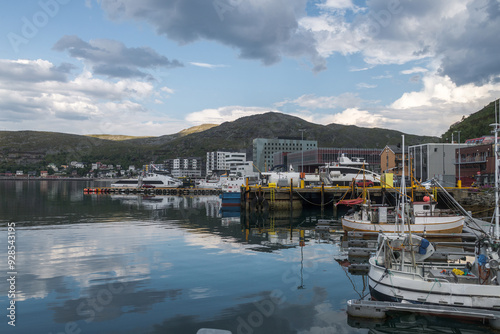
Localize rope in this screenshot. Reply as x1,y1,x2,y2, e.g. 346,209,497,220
387,270,397,296
293,189,336,206
424,278,442,301
360,268,391,299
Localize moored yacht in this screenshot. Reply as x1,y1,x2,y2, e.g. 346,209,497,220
111,172,183,188
320,154,380,186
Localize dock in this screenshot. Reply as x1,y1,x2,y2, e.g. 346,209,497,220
347,299,500,329
84,187,224,196
241,184,476,212
83,183,482,216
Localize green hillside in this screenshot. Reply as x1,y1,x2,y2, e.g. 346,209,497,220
8,103,500,174
442,100,500,142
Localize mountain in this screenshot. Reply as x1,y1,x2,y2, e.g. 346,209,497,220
131,112,438,158
0,111,463,172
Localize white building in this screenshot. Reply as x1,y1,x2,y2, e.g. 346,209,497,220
233,161,258,177
165,157,202,178
206,151,247,176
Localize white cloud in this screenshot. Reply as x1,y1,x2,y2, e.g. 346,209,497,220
0,59,186,136
318,0,358,11
401,67,428,75
189,62,227,69
280,92,364,110
356,82,377,89
161,86,175,94
185,106,272,125
391,73,498,110
322,107,386,127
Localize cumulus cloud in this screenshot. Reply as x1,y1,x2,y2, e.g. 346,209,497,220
53,35,183,79
321,107,387,127
97,0,327,72
0,59,185,135
270,67,500,136
0,59,71,83
94,0,500,83
301,0,500,85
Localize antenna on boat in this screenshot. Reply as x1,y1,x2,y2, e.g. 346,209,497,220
492,99,500,240
397,135,406,232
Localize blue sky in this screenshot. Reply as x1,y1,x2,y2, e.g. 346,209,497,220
1,0,500,137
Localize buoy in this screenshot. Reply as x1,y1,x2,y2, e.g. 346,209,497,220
423,195,430,202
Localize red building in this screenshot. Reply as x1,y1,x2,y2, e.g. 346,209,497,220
457,142,495,186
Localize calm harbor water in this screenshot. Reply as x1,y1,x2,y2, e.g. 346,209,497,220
0,180,495,334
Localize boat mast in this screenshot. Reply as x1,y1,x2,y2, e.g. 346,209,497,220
401,135,406,229
402,135,417,266
494,100,500,240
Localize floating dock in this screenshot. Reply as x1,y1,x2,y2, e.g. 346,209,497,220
347,299,500,329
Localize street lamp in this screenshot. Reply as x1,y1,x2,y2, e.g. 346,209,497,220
299,129,305,173
454,130,461,187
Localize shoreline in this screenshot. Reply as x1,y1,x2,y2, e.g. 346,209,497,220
0,177,110,181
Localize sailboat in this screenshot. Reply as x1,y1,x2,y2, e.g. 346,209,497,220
368,128,500,309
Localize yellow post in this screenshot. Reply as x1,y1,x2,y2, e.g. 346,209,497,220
457,179,462,188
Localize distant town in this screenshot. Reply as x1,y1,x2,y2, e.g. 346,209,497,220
2,135,497,188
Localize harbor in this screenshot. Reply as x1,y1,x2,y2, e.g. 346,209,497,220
82,182,478,212
3,175,499,333
3,1,500,332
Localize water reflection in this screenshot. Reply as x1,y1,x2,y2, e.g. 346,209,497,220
348,313,497,334
0,181,370,333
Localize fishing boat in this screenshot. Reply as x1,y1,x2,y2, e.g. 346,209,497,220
341,197,464,234
367,230,500,309
367,131,500,310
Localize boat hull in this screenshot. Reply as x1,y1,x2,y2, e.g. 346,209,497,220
342,217,464,234
368,257,500,310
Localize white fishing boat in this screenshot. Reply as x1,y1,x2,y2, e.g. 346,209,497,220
111,172,183,188
368,131,500,310
341,198,464,234
368,231,500,309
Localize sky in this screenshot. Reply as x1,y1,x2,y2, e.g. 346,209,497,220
1,0,500,137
